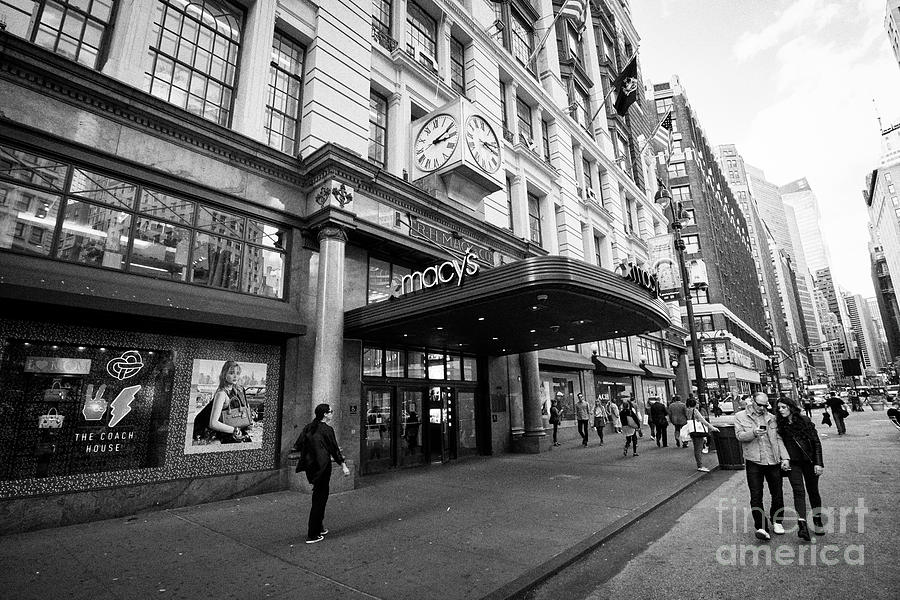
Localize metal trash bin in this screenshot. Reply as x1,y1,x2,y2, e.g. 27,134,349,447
712,425,744,470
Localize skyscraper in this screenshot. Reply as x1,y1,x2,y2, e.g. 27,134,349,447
887,0,900,73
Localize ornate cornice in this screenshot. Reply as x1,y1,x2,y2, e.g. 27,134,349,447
0,32,305,188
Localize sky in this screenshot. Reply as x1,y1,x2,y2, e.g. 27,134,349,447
631,0,900,298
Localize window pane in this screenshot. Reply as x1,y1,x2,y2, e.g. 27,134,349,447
462,356,477,381
196,204,244,238
446,354,461,380
368,257,392,304
426,352,445,379
385,348,405,377
0,181,61,256
265,31,305,155
130,217,190,280
191,232,241,290
245,220,284,248
407,350,426,379
69,168,137,209
242,245,284,298
58,199,130,269
0,145,68,191
363,346,383,376
139,189,195,226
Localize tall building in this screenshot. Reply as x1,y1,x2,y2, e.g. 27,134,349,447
866,296,892,369
846,293,884,373
717,145,799,385
864,120,900,365
0,0,685,532
780,178,832,274
887,0,900,73
649,78,769,397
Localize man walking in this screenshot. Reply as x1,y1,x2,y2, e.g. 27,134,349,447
668,394,688,447
825,391,847,435
649,397,670,447
575,393,590,446
734,392,786,541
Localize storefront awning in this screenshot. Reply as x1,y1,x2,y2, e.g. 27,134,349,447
591,355,646,375
344,256,670,356
641,364,676,379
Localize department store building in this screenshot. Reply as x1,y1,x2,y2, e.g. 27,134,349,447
0,0,687,533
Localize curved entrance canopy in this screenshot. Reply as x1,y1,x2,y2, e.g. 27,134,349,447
344,256,671,356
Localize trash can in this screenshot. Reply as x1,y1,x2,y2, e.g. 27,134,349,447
712,425,744,470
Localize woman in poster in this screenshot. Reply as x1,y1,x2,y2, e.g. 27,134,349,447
207,360,252,443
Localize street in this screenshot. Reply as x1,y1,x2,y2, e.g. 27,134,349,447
524,410,900,600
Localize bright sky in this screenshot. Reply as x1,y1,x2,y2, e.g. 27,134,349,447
631,0,900,298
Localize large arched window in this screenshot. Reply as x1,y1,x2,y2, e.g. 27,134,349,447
145,0,243,126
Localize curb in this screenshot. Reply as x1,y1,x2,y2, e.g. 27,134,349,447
479,466,720,600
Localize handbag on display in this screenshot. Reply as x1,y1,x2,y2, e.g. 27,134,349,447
221,389,252,430
43,380,69,402
38,407,65,429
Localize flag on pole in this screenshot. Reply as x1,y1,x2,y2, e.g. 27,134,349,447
652,111,673,158
559,0,588,29
612,56,639,116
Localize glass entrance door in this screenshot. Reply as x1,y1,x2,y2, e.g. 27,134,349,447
363,388,392,473
427,386,456,463
398,388,425,467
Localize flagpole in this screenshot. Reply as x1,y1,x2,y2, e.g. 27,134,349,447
637,109,672,159
587,48,640,125
526,10,567,67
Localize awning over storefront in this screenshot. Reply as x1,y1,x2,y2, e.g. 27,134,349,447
591,355,646,375
344,256,670,356
641,364,676,379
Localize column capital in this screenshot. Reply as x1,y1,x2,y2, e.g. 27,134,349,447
317,225,348,243
389,91,403,107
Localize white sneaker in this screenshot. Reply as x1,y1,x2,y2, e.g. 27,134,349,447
755,528,771,541
701,448,709,454
772,523,785,535
697,466,710,472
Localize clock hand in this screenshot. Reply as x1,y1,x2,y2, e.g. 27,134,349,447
482,141,499,151
432,124,453,144
434,130,457,144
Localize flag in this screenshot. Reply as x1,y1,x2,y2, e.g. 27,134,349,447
652,111,673,157
559,0,587,31
612,56,639,116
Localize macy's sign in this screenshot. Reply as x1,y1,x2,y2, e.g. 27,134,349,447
392,252,480,297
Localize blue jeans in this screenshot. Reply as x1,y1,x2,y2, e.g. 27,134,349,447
745,460,785,531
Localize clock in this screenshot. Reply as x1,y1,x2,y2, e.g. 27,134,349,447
465,115,500,173
413,114,459,172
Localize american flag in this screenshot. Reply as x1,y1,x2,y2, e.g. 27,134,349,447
652,111,673,157
559,0,588,30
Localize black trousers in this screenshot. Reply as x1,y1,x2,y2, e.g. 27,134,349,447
654,422,668,447
745,460,785,531
577,419,589,444
593,418,605,443
307,469,331,539
786,460,822,519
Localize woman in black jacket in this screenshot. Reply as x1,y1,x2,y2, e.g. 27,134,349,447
776,397,825,540
294,403,350,544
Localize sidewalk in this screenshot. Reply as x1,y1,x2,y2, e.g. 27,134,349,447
1,428,722,600
531,410,900,600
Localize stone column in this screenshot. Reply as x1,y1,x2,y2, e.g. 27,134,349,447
508,356,525,438
386,91,408,177
102,0,157,88
230,0,277,144
513,351,550,453
310,226,347,412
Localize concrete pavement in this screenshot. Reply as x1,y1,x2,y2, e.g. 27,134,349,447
526,409,900,600
1,425,719,600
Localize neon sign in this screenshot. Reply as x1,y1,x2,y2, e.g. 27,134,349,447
392,252,480,297
616,262,660,298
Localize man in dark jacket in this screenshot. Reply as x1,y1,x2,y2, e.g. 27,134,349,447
825,392,847,435
668,395,688,447
295,403,350,544
649,398,670,447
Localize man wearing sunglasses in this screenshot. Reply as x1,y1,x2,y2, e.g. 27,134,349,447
734,392,787,541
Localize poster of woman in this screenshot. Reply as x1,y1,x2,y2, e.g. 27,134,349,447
184,359,267,454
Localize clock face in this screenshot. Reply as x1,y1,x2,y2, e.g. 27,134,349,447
465,115,500,173
414,114,459,172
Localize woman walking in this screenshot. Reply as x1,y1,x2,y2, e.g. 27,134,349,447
620,398,642,457
592,397,608,445
549,398,562,446
775,397,825,540
684,397,718,472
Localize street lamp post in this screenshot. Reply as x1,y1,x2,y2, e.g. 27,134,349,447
655,185,706,409
699,331,726,398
